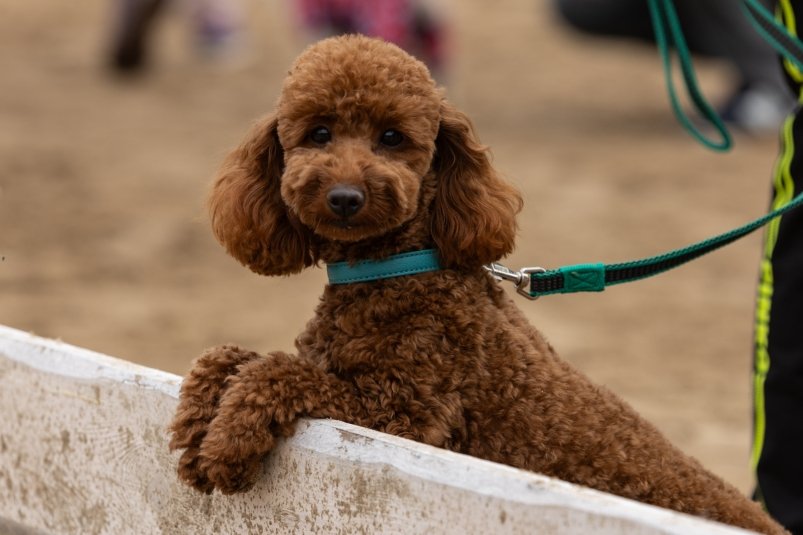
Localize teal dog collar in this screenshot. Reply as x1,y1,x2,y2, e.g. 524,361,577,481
326,249,441,285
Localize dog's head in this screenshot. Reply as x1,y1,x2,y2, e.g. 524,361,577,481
209,35,522,275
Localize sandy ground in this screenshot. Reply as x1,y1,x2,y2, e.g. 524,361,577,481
0,0,785,494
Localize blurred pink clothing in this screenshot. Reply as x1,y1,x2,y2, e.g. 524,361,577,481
294,0,446,71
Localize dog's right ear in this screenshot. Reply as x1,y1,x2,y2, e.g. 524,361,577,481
208,113,313,276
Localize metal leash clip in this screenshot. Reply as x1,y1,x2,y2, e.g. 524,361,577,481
483,263,545,300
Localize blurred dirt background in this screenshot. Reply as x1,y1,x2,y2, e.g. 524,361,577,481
0,0,784,494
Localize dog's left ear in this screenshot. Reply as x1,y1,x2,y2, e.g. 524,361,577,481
431,100,523,269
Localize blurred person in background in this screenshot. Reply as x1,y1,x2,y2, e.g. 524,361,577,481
108,0,448,77
552,0,795,133
109,0,244,72
291,0,448,76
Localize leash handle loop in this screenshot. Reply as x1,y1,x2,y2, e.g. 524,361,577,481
647,0,732,152
650,0,803,151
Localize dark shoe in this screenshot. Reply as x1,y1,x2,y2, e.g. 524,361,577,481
109,0,168,72
719,83,796,133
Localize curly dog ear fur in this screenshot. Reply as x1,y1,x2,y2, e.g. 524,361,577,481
431,100,523,269
208,114,313,276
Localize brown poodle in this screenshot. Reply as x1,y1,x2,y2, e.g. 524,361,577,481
169,35,784,534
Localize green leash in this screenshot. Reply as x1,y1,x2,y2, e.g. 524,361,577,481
486,1,803,299
647,0,732,151
487,186,803,299
533,188,803,298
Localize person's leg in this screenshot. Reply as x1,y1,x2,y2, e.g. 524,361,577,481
553,0,655,42
754,110,803,535
752,3,803,533
109,0,170,71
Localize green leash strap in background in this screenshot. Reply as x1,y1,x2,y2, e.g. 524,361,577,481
647,0,732,151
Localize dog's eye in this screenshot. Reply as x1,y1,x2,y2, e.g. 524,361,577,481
380,129,404,147
309,126,331,145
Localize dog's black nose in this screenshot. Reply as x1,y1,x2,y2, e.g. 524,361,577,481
326,185,365,218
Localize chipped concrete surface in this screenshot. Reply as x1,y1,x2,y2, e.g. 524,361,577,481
0,325,757,534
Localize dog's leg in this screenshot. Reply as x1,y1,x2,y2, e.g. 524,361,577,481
190,351,363,494
168,344,262,493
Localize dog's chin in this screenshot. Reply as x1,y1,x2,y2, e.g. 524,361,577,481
311,219,395,242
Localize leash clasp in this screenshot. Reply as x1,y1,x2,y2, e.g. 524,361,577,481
484,263,545,300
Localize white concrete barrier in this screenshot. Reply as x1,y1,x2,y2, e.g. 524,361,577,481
0,324,755,534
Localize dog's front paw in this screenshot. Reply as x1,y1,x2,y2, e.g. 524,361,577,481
193,403,283,494
176,446,215,494
175,438,267,495
173,350,349,494
196,450,267,495
186,353,307,493
169,345,262,452
174,410,278,494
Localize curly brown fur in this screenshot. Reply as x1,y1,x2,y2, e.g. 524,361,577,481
170,35,785,533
